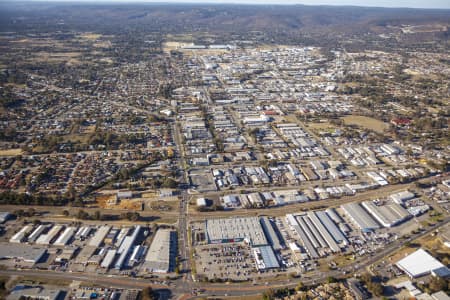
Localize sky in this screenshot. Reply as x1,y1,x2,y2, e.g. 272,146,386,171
21,0,450,9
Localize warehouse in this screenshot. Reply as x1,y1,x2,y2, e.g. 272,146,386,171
362,201,411,228
206,217,268,246
286,214,319,259
396,249,450,278
325,208,343,224
36,225,63,245
100,249,117,269
53,227,76,246
315,211,348,245
88,226,111,248
260,217,282,250
341,203,380,232
129,245,147,266
9,225,33,243
75,226,91,240
144,229,177,273
28,225,47,243
390,191,415,204
0,243,46,265
300,215,327,248
307,212,341,252
115,226,141,270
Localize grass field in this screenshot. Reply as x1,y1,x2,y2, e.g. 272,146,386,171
0,148,23,156
342,115,389,133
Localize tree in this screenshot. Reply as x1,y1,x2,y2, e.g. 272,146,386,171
295,281,305,292
141,286,156,300
62,210,70,217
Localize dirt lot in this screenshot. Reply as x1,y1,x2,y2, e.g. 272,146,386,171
342,115,389,133
0,148,23,156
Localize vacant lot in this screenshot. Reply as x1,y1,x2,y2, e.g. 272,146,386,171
342,115,389,133
0,148,23,156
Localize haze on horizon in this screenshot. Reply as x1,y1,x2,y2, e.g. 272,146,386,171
20,0,450,9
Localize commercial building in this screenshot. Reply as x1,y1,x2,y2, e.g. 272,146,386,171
341,202,380,232
252,245,280,270
144,229,177,273
0,243,46,265
307,211,341,252
206,217,268,246
396,249,450,278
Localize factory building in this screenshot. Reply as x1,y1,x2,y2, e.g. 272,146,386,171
362,201,411,228
206,217,268,246
144,229,177,273
341,203,380,232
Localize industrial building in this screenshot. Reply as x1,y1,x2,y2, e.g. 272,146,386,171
9,225,33,243
362,201,411,228
0,243,46,265
252,245,280,270
36,225,64,245
144,229,177,273
396,249,450,278
28,225,47,243
390,191,415,204
100,249,117,269
315,211,348,245
115,225,141,270
286,214,319,259
88,226,111,248
260,217,282,250
206,217,268,246
53,227,76,246
341,202,380,232
307,211,341,252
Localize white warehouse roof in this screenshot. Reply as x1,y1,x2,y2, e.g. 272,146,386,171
396,248,450,278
